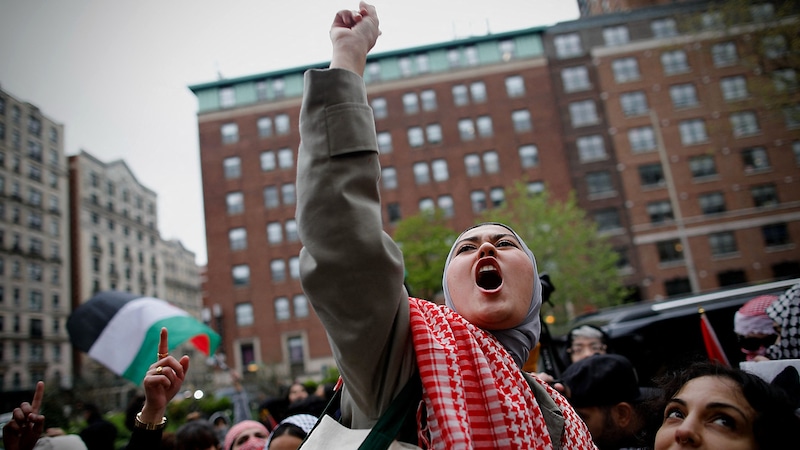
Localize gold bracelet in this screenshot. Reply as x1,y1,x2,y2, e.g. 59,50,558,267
134,412,167,430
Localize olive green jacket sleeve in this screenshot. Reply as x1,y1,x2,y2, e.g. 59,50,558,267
296,68,417,428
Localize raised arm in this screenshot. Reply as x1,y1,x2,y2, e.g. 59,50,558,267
296,2,415,425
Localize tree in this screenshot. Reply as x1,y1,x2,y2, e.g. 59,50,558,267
679,0,800,123
478,181,629,325
392,209,459,301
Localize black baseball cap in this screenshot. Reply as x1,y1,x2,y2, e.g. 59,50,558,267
562,353,660,408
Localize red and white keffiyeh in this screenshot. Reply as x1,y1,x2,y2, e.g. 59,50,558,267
408,298,595,449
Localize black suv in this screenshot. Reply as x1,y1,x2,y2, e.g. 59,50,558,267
549,278,799,385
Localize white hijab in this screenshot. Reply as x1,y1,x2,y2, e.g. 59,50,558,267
441,222,542,367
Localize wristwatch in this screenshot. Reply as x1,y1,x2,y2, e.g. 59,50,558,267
134,412,167,430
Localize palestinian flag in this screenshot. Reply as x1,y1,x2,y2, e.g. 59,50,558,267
68,291,221,384
699,308,731,367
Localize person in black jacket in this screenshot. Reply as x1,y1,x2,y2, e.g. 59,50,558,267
78,404,116,450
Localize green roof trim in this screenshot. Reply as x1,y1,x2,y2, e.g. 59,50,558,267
188,26,547,93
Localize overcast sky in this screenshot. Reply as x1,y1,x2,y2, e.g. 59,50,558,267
0,0,579,265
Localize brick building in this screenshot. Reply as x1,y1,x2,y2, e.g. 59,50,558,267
190,0,799,380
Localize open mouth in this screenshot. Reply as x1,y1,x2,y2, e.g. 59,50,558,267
476,263,502,290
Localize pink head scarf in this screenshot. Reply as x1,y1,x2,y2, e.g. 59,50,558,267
223,420,268,450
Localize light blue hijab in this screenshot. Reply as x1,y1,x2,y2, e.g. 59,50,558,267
442,222,542,367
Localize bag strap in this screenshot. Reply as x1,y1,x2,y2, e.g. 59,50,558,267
300,373,422,450
359,372,422,449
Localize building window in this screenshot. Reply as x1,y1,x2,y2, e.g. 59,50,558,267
420,90,437,111
289,256,300,279
464,154,481,176
772,68,797,92
657,240,684,263
277,148,294,169
762,35,788,59
594,208,621,231
275,114,290,135
612,57,640,83
288,335,305,374
470,190,487,213
407,127,424,148
719,76,748,102
712,41,738,67
709,232,737,256
751,184,779,207
603,26,629,46
518,144,539,168
438,195,454,217
730,111,760,137
271,259,286,282
699,192,726,214
561,66,590,92
285,219,298,242
458,119,475,141
742,147,770,172
235,303,254,326
665,277,692,296
511,110,532,133
263,186,279,209
452,85,468,106
689,155,717,178
431,159,449,182
505,76,526,98
232,265,249,286
226,192,244,215
419,198,435,213
639,163,665,187
762,223,789,246
223,157,241,179
447,48,461,68
387,202,401,223
274,297,290,321
294,295,309,318
661,50,689,74
377,131,393,153
413,162,430,184
260,151,276,171
281,183,295,205
229,228,247,251
679,119,708,145
257,117,272,137
221,123,238,144
271,78,285,98
219,87,235,108
647,200,674,224
483,151,500,174
381,167,398,190
476,116,493,137
793,141,800,165
628,126,656,153
751,3,775,21
489,187,505,207
669,84,698,108
402,92,419,114
426,124,442,144
371,97,388,119
267,222,283,244
498,40,515,61
783,104,800,129
470,82,487,103
398,57,413,77
576,135,607,162
620,91,648,116
651,18,678,38
569,100,599,127
586,171,614,196
554,33,582,59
